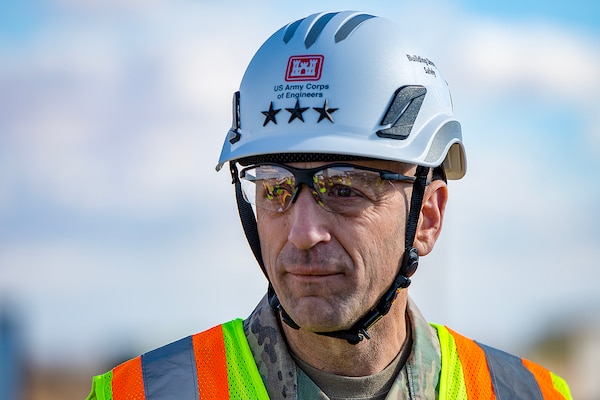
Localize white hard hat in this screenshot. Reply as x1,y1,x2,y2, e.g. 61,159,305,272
216,11,466,179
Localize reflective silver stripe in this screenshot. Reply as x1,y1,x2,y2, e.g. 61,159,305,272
478,342,543,400
141,336,198,399
335,14,375,43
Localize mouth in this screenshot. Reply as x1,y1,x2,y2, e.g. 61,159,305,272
286,267,344,282
279,248,350,282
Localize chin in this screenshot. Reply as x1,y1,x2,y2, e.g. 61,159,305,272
289,306,355,333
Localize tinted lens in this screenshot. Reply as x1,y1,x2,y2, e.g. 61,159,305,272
312,166,391,213
240,164,296,212
239,164,395,214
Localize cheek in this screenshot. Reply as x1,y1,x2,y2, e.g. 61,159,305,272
349,211,406,274
356,208,405,248
256,212,288,264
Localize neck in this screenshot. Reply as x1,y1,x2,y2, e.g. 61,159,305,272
282,291,409,376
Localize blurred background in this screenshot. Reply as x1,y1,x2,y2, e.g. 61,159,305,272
1,0,599,398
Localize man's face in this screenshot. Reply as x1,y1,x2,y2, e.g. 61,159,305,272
256,159,414,333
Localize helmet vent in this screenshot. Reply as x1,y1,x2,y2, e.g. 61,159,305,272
283,19,303,44
377,86,427,140
304,12,338,48
335,14,376,42
283,12,377,48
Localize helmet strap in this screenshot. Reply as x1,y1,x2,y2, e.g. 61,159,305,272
231,162,268,277
231,161,430,345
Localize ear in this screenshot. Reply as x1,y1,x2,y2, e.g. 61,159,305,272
414,180,448,256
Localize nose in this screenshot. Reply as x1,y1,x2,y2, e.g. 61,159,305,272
287,185,331,250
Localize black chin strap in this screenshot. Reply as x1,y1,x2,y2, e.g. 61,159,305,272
231,162,430,345
231,162,267,276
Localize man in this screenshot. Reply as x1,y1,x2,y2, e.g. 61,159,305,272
88,11,572,399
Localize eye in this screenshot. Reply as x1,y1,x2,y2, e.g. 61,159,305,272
329,184,362,198
263,180,294,203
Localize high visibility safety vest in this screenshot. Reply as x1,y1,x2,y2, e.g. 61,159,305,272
87,319,572,400
87,319,269,400
431,324,572,400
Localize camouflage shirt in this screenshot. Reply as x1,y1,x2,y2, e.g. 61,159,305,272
243,295,441,399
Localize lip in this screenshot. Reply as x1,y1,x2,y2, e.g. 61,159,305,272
286,268,344,281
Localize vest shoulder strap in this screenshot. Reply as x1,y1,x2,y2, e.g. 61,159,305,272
87,319,270,400
431,323,572,400
211,319,270,399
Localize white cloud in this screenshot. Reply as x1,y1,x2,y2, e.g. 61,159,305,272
439,12,600,176
0,6,245,218
452,20,600,101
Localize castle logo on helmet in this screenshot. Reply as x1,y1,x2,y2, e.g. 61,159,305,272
285,55,324,81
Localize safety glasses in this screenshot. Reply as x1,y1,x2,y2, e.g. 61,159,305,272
238,162,416,214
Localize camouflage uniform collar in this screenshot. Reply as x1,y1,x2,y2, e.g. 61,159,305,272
388,297,442,399
243,295,298,399
242,295,442,400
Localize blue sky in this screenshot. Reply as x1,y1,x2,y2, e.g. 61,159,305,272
457,0,599,31
1,2,599,390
